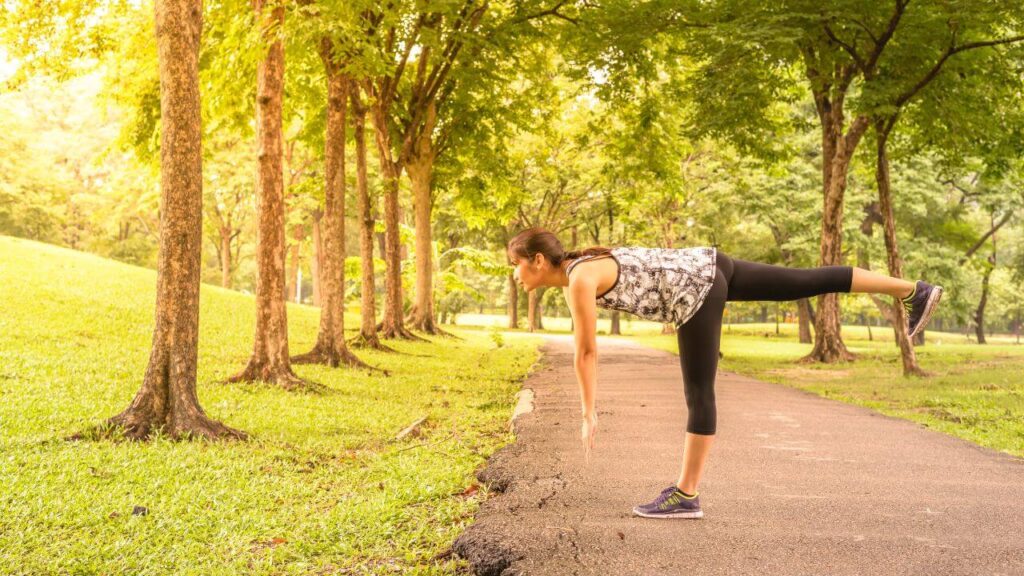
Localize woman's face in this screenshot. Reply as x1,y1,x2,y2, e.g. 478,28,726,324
511,252,546,292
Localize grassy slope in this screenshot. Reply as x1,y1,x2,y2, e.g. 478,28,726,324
0,235,544,575
632,323,1024,459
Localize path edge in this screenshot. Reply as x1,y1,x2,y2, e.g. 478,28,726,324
450,338,555,576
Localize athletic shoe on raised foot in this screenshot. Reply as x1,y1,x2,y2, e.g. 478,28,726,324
902,280,943,339
632,485,703,519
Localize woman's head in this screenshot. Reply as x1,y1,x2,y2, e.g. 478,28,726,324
506,227,613,291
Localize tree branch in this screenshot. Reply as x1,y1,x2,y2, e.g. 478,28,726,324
960,210,1014,263
513,0,578,25
895,32,1024,108
862,0,908,75
823,22,867,72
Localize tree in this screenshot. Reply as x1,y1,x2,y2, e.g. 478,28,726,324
203,134,255,289
292,37,374,368
347,80,395,351
829,1,1024,372
93,0,245,440
360,0,567,339
228,0,305,388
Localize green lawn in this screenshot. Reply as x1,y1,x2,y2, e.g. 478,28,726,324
631,323,1024,459
0,235,544,575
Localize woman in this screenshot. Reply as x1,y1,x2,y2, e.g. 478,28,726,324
506,227,943,520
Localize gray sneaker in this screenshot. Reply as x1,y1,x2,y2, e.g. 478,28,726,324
902,280,943,339
632,486,703,519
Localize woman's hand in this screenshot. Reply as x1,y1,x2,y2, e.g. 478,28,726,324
581,412,598,463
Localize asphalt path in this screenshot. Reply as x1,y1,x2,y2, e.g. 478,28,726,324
453,334,1024,576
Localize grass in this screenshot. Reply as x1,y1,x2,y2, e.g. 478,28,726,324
630,323,1024,459
0,235,545,575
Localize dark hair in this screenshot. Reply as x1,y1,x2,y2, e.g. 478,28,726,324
506,227,615,267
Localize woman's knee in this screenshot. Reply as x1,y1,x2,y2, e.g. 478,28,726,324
686,404,717,435
684,387,716,435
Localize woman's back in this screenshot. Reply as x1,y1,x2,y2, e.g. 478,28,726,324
566,246,717,327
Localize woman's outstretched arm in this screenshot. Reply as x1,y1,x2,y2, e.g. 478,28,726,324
566,276,599,417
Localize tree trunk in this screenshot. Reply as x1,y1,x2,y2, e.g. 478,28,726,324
97,0,244,440
368,87,422,341
219,225,232,289
507,271,519,329
974,256,994,344
347,83,390,351
286,222,302,303
228,0,303,388
874,121,925,375
797,298,813,343
527,289,537,332
311,210,322,306
534,288,545,330
610,310,621,335
802,108,867,364
403,102,446,335
293,46,371,370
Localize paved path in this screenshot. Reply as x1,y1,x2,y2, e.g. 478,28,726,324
453,334,1024,576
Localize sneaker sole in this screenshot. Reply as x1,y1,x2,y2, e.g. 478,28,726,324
908,285,943,339
631,507,704,519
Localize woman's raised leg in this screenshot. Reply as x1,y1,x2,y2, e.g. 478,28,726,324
719,250,915,301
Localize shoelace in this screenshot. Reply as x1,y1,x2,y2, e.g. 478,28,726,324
651,486,677,507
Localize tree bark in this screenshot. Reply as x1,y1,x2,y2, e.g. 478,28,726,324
347,83,392,352
507,270,519,329
368,84,423,342
532,288,545,330
801,104,867,364
293,43,372,370
286,222,302,303
797,298,813,343
311,209,322,306
527,289,537,332
974,255,994,344
228,0,304,388
96,0,244,440
610,310,621,335
874,121,925,375
404,102,449,336
219,224,232,289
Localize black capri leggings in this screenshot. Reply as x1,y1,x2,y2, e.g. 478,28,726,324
678,251,853,435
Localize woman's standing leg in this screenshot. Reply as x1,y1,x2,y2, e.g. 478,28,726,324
674,260,728,494
672,251,928,496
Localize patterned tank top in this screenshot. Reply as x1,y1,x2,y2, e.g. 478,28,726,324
565,246,717,327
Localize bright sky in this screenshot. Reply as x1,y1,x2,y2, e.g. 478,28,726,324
0,48,19,84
